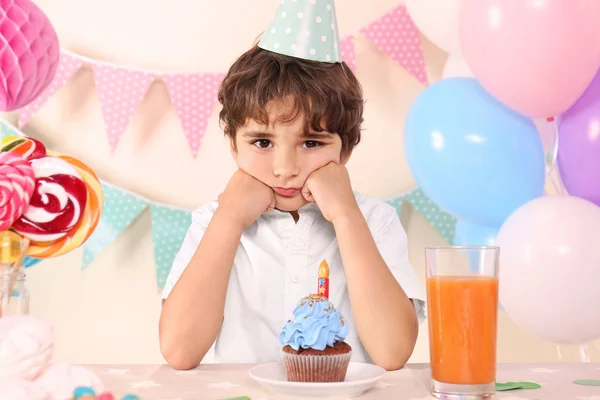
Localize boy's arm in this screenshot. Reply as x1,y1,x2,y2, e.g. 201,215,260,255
302,162,422,371
159,170,275,370
159,208,243,370
333,208,419,371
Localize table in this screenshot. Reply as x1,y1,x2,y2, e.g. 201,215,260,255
85,363,600,400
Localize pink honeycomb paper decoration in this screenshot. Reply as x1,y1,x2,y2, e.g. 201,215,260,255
0,0,59,111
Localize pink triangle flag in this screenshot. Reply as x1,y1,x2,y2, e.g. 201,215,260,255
360,5,428,85
92,65,155,152
18,52,83,128
340,36,357,73
163,73,225,157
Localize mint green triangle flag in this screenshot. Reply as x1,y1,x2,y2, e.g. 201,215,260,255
403,188,457,244
259,0,342,63
82,184,148,269
386,196,403,219
150,204,191,290
0,119,20,139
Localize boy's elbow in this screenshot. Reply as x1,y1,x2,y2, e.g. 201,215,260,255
375,321,418,371
374,345,414,371
160,338,202,370
159,316,203,370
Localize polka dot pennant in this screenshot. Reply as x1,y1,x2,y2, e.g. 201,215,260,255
17,52,83,129
258,0,342,63
163,73,225,158
92,64,155,153
360,5,428,85
403,188,456,243
0,119,21,140
386,196,403,219
340,36,357,73
150,204,191,290
82,183,148,269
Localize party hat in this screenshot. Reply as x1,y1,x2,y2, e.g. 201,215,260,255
258,0,342,63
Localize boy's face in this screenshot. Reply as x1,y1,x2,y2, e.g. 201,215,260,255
230,100,349,212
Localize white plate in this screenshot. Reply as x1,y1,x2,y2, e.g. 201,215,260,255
248,361,386,398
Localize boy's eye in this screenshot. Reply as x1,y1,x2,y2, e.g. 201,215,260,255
252,139,272,148
303,141,323,148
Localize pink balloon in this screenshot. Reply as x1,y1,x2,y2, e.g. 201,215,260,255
459,0,600,118
497,196,600,344
0,0,60,111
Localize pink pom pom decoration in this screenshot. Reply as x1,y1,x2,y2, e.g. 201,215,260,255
0,0,59,111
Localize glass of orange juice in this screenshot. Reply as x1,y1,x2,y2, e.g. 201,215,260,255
426,246,499,399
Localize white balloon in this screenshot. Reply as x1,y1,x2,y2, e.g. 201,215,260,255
497,196,600,344
442,55,473,78
405,0,463,55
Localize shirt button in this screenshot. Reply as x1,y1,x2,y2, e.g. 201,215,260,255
291,275,300,284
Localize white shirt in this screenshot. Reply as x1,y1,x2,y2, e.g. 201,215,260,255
162,192,426,364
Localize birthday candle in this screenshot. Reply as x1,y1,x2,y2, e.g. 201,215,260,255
318,259,329,299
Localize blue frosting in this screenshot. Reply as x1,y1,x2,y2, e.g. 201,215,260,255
279,294,349,351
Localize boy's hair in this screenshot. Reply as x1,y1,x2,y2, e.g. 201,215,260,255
217,45,364,156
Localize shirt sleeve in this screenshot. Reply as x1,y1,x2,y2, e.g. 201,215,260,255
373,207,427,324
161,204,215,300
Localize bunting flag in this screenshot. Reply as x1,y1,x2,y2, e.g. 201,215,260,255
340,36,357,73
360,5,428,85
17,53,83,129
150,204,192,290
403,188,456,243
82,183,149,269
16,6,428,156
163,73,225,157
386,196,403,218
92,65,155,152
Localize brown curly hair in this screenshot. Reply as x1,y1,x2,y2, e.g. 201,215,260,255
217,45,364,156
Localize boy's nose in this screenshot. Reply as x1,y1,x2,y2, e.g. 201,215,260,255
273,150,300,178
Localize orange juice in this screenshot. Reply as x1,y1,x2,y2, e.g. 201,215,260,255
427,276,498,385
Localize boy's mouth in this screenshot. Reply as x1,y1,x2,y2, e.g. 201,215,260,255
274,187,301,197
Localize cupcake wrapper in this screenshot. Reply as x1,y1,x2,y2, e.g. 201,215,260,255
281,350,352,382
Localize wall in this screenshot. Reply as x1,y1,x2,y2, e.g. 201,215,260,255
5,0,597,364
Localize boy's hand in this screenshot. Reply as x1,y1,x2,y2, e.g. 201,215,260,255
218,170,276,229
302,162,359,223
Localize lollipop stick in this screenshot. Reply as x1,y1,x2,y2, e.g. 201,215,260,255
0,234,10,317
7,237,29,307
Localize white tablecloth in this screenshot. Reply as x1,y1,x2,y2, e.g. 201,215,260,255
84,362,600,400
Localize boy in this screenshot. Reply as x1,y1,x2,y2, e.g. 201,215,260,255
159,0,425,371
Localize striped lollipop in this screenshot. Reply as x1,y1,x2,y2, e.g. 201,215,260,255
0,136,104,258
0,152,35,230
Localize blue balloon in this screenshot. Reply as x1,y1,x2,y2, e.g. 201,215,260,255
404,77,545,227
22,256,42,268
454,219,498,247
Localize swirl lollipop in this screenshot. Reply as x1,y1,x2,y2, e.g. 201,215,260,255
15,154,103,258
0,152,35,230
1,136,103,258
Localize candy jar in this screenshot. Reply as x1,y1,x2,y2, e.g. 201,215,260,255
0,231,30,317
0,269,30,316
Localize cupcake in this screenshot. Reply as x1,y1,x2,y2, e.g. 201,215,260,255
278,294,352,382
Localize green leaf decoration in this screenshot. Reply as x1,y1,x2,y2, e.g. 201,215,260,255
496,381,542,391
573,379,600,386
495,382,522,391
518,381,542,389
221,397,251,400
